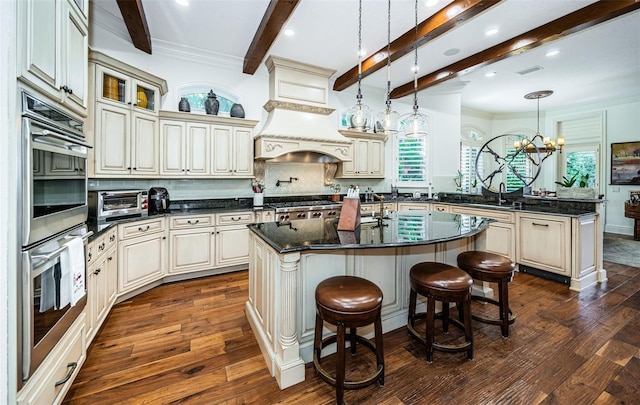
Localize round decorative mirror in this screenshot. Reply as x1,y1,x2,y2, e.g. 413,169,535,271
474,133,544,191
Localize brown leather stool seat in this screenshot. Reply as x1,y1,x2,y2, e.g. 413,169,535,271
314,276,384,405
408,262,474,363
457,251,516,338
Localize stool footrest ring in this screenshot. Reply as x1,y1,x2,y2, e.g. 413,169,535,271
313,334,384,390
407,312,472,353
471,295,516,326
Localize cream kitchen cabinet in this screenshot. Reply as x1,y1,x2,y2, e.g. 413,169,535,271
118,217,167,294
449,205,516,262
85,227,117,345
360,202,396,217
88,51,168,178
396,202,430,211
159,120,210,177
254,209,275,223
215,212,253,266
336,130,386,178
168,214,216,274
211,124,254,177
517,213,571,277
16,314,86,405
17,0,88,117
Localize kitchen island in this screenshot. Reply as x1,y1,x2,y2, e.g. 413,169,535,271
245,211,491,389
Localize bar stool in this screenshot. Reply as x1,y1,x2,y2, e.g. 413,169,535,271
313,276,384,405
408,262,474,363
457,251,516,338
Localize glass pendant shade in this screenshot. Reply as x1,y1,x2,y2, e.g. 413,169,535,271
375,106,400,134
346,102,372,132
401,108,428,138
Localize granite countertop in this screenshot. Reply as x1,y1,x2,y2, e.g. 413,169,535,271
248,210,492,254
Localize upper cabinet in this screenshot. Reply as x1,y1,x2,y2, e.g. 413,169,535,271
336,130,386,178
87,51,168,178
159,111,258,179
17,0,89,117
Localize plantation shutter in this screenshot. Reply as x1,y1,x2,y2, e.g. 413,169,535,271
397,136,427,185
460,145,483,192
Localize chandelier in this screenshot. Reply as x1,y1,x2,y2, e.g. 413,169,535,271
513,90,565,163
346,0,372,132
400,0,428,138
374,0,399,135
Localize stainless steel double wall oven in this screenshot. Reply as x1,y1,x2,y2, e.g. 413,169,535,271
18,90,92,388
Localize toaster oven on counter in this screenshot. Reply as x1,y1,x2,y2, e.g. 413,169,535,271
88,190,148,222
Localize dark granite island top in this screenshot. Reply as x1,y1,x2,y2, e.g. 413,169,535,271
248,210,492,253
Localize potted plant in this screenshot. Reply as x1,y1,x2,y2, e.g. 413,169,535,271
470,178,478,194
555,173,597,199
454,170,464,192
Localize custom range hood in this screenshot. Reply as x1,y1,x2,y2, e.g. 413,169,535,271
254,56,352,163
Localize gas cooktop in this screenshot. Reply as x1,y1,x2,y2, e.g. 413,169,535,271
269,200,339,209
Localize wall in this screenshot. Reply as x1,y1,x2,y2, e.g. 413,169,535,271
89,23,465,199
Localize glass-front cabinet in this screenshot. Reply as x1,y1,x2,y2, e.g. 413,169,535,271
96,65,158,114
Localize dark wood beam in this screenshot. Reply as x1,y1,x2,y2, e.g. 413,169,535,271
390,0,640,99
243,0,300,74
333,0,503,92
116,0,152,54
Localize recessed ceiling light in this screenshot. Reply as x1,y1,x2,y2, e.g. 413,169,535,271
284,28,295,36
425,0,440,7
545,49,560,57
444,48,460,56
175,0,189,6
485,71,497,78
485,27,499,36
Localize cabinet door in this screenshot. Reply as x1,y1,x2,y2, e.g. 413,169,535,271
186,123,211,176
131,112,159,176
105,246,118,310
233,128,254,176
92,254,109,335
160,120,186,176
131,78,159,114
482,222,515,261
62,1,88,114
216,225,250,267
518,215,571,276
18,0,58,95
95,103,130,175
354,139,370,174
211,125,232,175
96,65,129,107
118,232,166,294
368,139,384,176
169,228,216,274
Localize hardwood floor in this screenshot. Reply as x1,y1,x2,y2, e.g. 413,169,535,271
64,262,640,404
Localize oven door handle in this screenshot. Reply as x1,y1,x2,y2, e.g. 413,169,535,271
31,231,93,268
33,129,93,149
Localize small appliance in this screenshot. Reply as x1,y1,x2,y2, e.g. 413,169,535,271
88,190,148,222
149,187,170,214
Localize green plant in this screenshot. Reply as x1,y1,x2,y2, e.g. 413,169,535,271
454,170,464,191
555,173,578,187
578,173,590,188
471,178,478,188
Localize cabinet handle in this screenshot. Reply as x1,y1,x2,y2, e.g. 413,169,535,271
188,220,200,225
110,235,116,242
138,225,150,232
87,252,92,261
133,167,137,171
54,362,77,387
108,256,113,261
231,217,241,221
163,236,166,240
93,268,101,275
532,222,549,227
99,242,105,250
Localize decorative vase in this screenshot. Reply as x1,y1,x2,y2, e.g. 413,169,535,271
204,90,219,115
136,89,148,109
178,97,191,112
230,103,245,118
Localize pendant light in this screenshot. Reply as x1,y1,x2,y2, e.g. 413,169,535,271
401,0,428,138
375,0,399,135
346,0,372,132
514,90,565,163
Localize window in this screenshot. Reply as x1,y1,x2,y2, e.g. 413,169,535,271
396,135,428,186
505,146,530,192
556,113,603,190
460,127,484,192
176,84,238,115
561,145,599,188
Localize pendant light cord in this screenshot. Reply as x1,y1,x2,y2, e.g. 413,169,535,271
385,0,392,110
356,0,363,105
413,0,419,114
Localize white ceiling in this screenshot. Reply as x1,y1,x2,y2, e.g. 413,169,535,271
91,0,640,113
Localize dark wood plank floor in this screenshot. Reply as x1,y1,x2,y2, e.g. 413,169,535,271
64,262,640,404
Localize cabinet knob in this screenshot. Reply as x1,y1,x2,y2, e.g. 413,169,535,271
108,256,113,261
94,268,101,275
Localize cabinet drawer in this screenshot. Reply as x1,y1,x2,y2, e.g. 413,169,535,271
450,206,514,223
431,204,450,213
170,214,215,230
17,315,86,405
103,227,118,251
118,218,165,240
217,212,253,225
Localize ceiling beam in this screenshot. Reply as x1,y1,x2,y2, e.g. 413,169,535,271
243,0,300,74
332,0,503,92
116,0,152,54
390,0,640,99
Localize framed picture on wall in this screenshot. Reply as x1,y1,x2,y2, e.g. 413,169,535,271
611,141,640,185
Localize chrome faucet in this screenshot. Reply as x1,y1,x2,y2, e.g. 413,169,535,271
498,182,507,205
